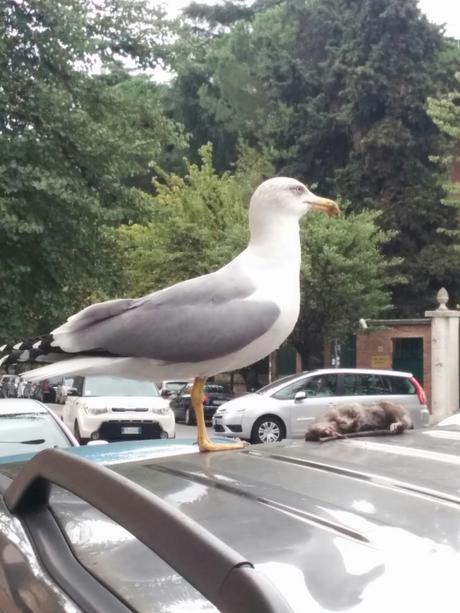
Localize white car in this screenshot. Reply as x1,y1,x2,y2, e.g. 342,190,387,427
213,368,430,444
0,398,78,457
63,376,175,444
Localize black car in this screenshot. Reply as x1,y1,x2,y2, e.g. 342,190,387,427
170,382,234,424
0,425,458,612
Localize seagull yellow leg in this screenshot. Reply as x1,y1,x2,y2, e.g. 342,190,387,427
191,377,247,452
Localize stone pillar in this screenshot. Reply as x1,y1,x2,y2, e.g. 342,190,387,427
425,288,460,422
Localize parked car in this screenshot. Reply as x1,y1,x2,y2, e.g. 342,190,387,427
158,379,193,399
33,377,63,403
0,398,78,458
63,375,175,443
0,425,458,612
0,375,20,398
55,377,75,404
170,381,234,424
213,368,430,444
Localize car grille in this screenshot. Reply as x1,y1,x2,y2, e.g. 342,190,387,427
98,420,163,441
111,407,149,412
214,425,225,432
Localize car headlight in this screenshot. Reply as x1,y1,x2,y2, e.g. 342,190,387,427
83,406,108,415
150,407,171,415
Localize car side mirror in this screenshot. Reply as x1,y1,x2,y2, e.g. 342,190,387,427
161,390,172,398
67,387,80,397
294,391,307,402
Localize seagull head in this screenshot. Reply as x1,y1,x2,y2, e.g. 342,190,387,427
250,177,339,221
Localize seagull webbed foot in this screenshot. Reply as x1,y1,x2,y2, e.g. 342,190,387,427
198,439,248,453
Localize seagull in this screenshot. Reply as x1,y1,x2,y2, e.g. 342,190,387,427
0,177,339,451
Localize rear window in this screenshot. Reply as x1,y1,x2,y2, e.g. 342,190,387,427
205,384,231,394
389,376,416,394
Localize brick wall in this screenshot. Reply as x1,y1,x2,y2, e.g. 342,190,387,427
356,322,432,408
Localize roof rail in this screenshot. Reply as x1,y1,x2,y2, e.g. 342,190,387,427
5,448,292,613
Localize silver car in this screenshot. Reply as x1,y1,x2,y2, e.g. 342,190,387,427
213,368,430,443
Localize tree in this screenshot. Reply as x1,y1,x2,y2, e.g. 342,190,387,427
427,71,460,222
114,144,270,295
0,0,182,341
173,0,459,315
291,207,400,368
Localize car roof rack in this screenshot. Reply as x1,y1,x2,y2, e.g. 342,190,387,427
4,448,292,613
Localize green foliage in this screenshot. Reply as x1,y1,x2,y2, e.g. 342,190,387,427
172,0,460,316
428,72,460,213
115,144,272,295
0,0,182,341
292,206,401,367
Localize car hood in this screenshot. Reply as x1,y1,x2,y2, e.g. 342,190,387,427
78,396,169,410
4,430,459,612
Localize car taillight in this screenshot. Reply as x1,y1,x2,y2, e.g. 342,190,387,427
43,381,49,390
410,377,428,410
203,394,209,404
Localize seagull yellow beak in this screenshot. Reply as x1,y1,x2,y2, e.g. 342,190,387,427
307,194,340,217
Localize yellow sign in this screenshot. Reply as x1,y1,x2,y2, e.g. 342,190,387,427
371,355,392,369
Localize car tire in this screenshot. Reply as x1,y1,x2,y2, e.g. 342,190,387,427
74,420,88,445
185,407,194,426
251,416,285,444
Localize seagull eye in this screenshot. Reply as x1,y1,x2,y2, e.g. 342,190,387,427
294,185,304,194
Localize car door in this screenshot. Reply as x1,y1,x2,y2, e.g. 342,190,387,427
272,374,339,438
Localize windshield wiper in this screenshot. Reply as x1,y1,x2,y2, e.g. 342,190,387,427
0,439,46,445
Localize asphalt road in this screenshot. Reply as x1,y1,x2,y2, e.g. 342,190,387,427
46,403,214,440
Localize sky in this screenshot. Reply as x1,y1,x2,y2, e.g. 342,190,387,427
163,0,460,39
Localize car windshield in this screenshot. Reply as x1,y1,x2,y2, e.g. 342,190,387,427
82,377,159,397
0,413,70,457
165,381,189,393
255,372,310,395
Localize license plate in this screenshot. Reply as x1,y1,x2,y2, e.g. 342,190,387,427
122,426,141,435
212,400,223,406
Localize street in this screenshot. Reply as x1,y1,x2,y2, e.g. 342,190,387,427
46,403,214,440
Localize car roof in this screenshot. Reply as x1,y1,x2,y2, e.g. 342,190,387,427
306,367,413,377
0,399,48,414
1,430,458,611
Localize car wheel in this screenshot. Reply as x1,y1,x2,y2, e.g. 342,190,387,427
74,420,88,445
251,416,285,444
185,407,194,425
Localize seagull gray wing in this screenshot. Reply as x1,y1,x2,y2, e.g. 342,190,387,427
54,268,280,363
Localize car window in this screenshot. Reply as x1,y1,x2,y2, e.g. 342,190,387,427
0,413,71,457
82,376,160,397
342,373,393,395
272,374,338,400
49,486,218,612
389,376,416,394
